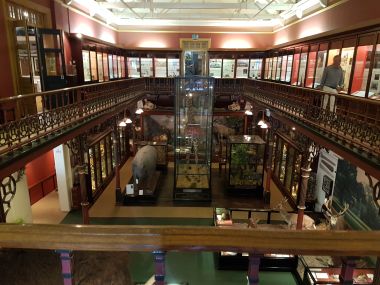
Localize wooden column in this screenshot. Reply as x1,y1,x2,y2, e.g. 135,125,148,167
264,130,273,204
247,253,261,285
113,127,122,204
296,157,311,230
339,257,356,285
57,250,74,285
153,251,166,285
373,257,380,285
0,192,6,223
78,165,90,225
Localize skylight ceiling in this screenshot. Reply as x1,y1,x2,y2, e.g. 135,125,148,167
68,0,331,31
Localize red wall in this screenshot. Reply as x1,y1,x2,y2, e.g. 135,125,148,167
117,32,273,50
25,150,56,204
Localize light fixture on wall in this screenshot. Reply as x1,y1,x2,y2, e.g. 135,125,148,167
244,101,253,116
257,109,271,129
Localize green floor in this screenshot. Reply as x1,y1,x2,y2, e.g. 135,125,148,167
61,211,298,285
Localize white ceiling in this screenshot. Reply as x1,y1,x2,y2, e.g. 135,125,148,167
68,0,330,30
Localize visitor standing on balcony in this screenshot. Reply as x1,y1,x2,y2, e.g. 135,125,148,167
320,55,344,113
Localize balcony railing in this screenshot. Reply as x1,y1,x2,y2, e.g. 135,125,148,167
0,223,379,284
0,79,146,177
0,78,379,179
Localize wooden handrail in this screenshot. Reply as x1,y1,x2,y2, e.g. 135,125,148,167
1,224,380,256
0,78,144,103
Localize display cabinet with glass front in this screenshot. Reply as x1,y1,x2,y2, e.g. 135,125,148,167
297,256,375,285
340,45,355,93
285,54,293,82
305,46,317,88
227,135,265,195
276,56,282,80
213,207,298,271
280,55,287,81
127,57,140,78
368,44,380,99
249,58,262,79
174,76,214,201
168,58,180,77
236,58,249,78
222,58,235,78
209,58,222,78
97,53,103,82
102,53,109,81
351,44,373,97
314,44,328,88
82,50,91,82
154,58,167,77
291,51,301,85
108,54,114,79
140,57,153,77
272,56,278,80
87,130,114,202
298,52,308,86
272,133,302,203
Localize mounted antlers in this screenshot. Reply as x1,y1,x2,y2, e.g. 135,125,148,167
322,197,349,229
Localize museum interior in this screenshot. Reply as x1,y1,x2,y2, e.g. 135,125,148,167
0,0,379,284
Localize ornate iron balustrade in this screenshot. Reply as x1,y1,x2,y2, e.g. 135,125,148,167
243,80,380,174
0,79,146,159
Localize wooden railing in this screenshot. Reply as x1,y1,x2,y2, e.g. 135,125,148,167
0,224,379,284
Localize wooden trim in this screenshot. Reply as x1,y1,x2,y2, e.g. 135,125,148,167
0,224,380,256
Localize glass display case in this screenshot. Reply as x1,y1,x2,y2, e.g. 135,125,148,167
227,135,265,195
297,257,375,285
305,51,317,87
174,76,214,201
280,55,287,81
341,47,355,92
97,53,103,82
291,52,301,85
351,45,373,97
213,208,298,271
368,44,380,100
285,54,293,82
108,54,114,79
314,48,327,88
82,50,91,82
102,53,109,81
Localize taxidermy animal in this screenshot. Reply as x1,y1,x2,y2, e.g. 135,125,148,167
275,198,316,230
214,123,235,141
132,145,157,184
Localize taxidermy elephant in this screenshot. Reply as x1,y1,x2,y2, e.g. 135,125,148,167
132,145,157,184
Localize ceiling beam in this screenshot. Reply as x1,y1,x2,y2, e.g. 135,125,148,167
97,2,293,10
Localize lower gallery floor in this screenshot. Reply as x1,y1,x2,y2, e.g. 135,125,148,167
25,158,300,284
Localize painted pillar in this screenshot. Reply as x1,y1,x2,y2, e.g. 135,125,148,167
153,251,166,285
339,257,356,285
247,253,261,285
56,250,74,285
5,170,33,223
296,157,311,230
53,144,73,212
78,165,90,224
113,126,122,204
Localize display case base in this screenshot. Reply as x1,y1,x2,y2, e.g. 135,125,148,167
226,186,264,198
214,252,298,272
173,188,211,202
123,171,160,205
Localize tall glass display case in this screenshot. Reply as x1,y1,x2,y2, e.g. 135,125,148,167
227,135,265,195
174,76,214,201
